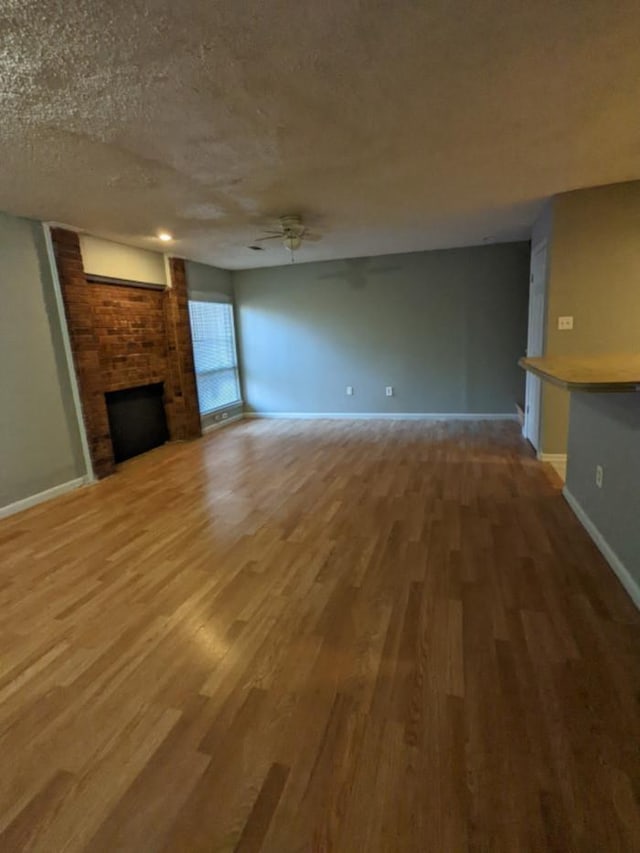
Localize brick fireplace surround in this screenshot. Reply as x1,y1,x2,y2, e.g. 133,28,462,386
51,228,201,479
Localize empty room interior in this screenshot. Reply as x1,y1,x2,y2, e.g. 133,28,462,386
1,2,640,851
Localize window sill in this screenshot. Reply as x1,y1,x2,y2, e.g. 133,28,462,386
199,400,243,416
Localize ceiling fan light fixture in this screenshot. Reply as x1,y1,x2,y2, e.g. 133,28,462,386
284,234,302,252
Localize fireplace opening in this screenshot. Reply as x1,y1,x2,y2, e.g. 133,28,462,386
105,383,169,463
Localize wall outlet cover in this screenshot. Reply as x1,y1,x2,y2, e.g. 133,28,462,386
385,386,393,396
558,315,574,330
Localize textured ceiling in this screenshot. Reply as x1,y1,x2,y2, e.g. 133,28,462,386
1,1,640,269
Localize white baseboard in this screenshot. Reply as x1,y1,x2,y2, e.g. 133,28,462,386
538,452,567,482
244,412,519,421
0,476,90,521
201,413,244,434
563,486,640,611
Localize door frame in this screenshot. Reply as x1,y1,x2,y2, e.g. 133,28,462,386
523,240,548,449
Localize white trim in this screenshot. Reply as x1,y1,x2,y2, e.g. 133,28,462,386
523,239,548,449
163,254,173,289
202,413,244,433
244,412,519,421
563,486,640,611
42,223,95,482
0,477,89,521
538,452,567,482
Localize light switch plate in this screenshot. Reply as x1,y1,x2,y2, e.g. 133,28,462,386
346,386,353,396
558,315,574,330
385,386,393,397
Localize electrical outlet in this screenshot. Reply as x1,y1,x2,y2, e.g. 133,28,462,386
221,412,228,419
346,386,353,396
385,386,393,397
558,316,574,330
595,464,604,488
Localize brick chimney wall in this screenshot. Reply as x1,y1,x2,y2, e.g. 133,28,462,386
51,228,201,478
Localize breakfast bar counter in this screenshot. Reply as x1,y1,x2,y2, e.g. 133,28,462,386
518,353,640,392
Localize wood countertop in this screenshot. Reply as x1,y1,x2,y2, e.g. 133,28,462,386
518,354,640,391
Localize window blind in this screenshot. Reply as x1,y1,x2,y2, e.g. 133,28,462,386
188,300,241,414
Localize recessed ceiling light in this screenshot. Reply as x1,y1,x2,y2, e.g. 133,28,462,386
158,232,173,242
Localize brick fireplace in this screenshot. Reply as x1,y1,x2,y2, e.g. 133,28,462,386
51,228,201,479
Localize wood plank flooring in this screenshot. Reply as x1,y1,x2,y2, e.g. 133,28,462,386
1,419,639,852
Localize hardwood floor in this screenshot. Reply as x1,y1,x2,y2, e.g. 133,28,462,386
1,419,639,852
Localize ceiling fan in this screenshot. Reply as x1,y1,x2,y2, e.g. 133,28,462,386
250,215,321,260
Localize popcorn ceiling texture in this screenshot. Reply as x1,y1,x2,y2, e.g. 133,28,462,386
1,1,640,268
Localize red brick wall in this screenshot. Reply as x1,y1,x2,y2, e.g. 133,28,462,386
51,228,201,479
93,286,167,392
164,258,202,441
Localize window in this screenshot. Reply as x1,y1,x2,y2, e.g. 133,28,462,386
188,300,241,414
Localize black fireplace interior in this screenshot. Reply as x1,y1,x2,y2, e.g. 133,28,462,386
105,383,169,463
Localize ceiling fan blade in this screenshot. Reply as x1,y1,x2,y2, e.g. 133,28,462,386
301,233,322,242
254,234,284,241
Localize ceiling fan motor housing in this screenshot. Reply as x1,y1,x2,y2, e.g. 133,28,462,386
280,214,303,234
280,215,304,251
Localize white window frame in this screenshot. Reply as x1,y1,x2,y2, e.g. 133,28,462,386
188,292,242,415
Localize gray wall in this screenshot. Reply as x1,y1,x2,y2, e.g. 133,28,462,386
234,243,530,415
186,259,234,300
566,392,640,585
0,213,86,507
